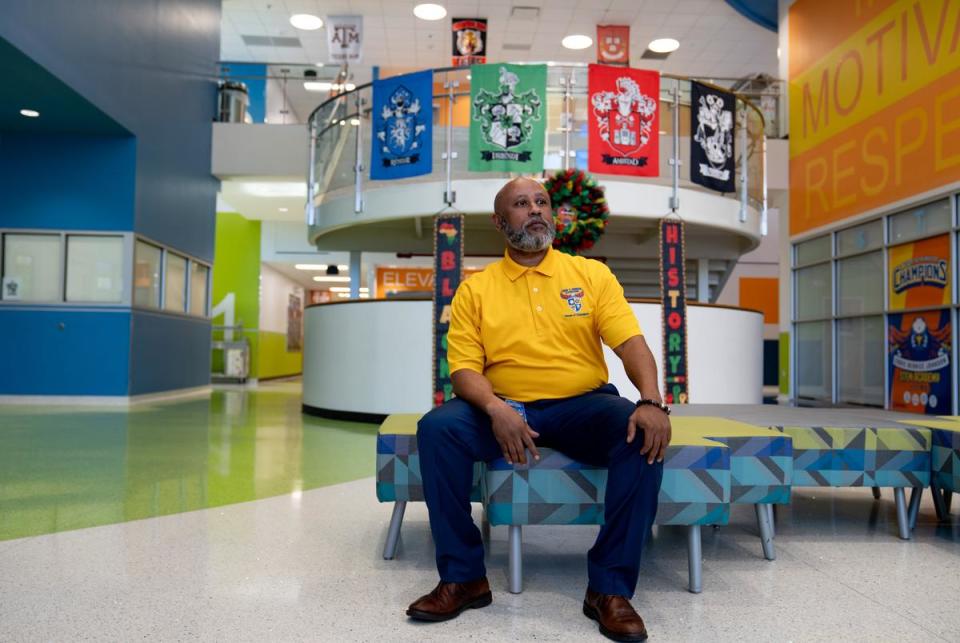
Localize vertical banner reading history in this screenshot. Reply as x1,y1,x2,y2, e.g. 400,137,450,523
888,311,952,415
690,81,736,192
371,69,433,180
469,63,546,172
660,219,688,404
587,64,660,176
433,214,464,406
452,18,487,67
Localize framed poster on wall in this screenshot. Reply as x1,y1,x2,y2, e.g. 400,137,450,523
888,310,952,415
888,234,951,311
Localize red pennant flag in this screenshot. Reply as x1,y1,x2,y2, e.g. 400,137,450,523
596,25,629,65
587,64,660,177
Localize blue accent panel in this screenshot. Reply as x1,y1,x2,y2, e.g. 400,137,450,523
0,133,136,230
0,308,130,395
763,339,779,387
129,310,211,395
725,0,778,32
220,62,267,124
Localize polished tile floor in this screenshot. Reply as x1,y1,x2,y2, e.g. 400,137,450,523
1,382,959,641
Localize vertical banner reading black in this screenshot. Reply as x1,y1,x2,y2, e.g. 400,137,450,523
660,219,689,404
433,214,464,407
690,81,736,193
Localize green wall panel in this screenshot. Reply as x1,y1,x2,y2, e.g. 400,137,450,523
212,212,261,376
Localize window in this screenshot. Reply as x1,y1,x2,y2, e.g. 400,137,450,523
795,235,831,265
837,219,882,255
164,253,188,312
889,199,951,244
189,261,209,316
837,251,883,315
837,316,884,406
66,235,124,303
1,233,61,302
796,321,832,401
795,263,832,320
134,241,162,308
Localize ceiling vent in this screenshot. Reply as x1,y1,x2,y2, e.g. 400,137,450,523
242,35,303,48
510,6,540,20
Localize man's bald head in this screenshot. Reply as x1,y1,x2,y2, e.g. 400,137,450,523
493,177,550,217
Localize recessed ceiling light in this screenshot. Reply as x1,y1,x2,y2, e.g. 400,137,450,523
562,34,593,50
290,14,323,30
413,4,447,20
315,62,325,67
350,118,360,126
648,38,680,53
19,109,40,118
278,207,289,212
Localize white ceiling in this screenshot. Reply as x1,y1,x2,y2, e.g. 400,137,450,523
221,0,779,80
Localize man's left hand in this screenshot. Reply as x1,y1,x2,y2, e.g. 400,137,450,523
626,405,672,464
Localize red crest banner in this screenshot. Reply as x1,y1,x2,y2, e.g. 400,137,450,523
587,64,660,176
596,25,629,65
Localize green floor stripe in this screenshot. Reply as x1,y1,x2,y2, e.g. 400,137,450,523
0,382,378,541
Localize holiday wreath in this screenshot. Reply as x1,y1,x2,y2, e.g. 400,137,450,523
544,169,609,255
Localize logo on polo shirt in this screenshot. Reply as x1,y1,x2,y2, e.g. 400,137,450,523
560,287,584,313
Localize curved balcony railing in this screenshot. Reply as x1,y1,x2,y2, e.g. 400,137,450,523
306,64,767,234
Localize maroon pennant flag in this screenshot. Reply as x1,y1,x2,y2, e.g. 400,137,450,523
596,25,629,65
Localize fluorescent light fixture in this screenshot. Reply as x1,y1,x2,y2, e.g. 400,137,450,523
19,109,40,118
329,287,369,293
295,264,350,271
242,181,306,198
562,34,593,50
648,38,680,53
290,14,323,30
278,207,288,212
413,3,447,20
315,62,325,67
304,81,332,92
313,276,351,282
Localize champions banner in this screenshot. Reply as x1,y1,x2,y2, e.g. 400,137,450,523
587,64,660,176
433,214,464,406
690,81,736,192
469,64,546,173
660,219,688,404
452,18,487,67
370,70,433,180
888,310,952,415
596,25,629,65
327,15,363,64
888,234,951,311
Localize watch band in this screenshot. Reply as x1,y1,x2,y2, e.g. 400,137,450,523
635,398,671,415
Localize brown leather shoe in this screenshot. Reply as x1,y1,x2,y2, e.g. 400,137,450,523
406,577,492,622
582,588,648,642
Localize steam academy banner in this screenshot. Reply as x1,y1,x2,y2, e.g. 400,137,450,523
433,214,464,406
587,64,660,176
690,81,735,192
888,310,952,415
888,234,951,310
469,64,546,172
452,18,487,67
660,219,688,404
370,70,433,180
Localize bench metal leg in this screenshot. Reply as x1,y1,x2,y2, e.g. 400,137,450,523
687,525,702,594
766,503,776,539
945,489,953,513
481,508,491,545
508,525,522,594
894,488,910,540
382,501,407,560
755,504,776,560
908,486,922,530
931,483,948,521
872,486,882,500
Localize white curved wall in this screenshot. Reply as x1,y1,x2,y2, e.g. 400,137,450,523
303,300,763,416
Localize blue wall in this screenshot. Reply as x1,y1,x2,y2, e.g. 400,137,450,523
0,309,131,396
0,133,136,230
129,311,212,396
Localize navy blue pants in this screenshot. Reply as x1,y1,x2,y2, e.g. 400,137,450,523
417,384,663,598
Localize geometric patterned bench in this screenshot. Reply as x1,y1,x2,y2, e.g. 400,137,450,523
899,417,960,521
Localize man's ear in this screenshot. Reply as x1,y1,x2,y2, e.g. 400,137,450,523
492,214,504,230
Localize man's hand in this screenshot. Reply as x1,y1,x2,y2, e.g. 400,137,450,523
486,401,540,465
626,405,671,464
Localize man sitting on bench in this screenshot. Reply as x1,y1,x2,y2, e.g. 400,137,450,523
407,177,671,642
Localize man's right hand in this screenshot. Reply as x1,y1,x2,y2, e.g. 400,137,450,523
485,400,540,465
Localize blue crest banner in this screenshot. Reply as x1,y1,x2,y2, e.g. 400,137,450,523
370,70,433,180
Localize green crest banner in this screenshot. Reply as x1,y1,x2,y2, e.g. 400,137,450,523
468,63,546,172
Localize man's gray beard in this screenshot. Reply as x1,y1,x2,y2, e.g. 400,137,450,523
503,218,555,252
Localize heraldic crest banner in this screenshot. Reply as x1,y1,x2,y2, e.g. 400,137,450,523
370,69,433,180
587,64,660,177
468,63,546,173
596,25,629,66
452,17,487,67
690,81,735,192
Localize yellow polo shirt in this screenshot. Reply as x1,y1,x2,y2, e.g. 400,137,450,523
448,247,642,402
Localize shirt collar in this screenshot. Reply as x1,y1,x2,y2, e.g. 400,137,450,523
501,246,557,282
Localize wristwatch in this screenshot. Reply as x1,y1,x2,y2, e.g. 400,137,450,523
635,398,671,416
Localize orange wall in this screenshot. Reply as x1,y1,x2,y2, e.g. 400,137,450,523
788,0,960,235
739,277,780,325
